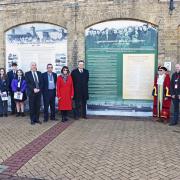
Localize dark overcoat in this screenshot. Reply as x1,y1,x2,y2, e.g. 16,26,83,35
71,68,89,100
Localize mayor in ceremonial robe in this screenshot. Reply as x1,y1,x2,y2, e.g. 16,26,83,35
152,66,171,122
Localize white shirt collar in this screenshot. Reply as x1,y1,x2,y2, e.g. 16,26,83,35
78,68,83,73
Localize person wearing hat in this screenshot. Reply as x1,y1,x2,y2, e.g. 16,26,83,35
169,64,180,126
152,66,171,122
7,62,18,114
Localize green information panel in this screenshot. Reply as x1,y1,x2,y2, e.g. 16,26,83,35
85,20,158,116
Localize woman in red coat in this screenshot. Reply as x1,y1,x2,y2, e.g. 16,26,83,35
57,66,74,122
152,66,171,123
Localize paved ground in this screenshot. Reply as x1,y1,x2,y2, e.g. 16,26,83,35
1,115,180,180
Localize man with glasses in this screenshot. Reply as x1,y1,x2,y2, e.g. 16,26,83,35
42,64,57,122
71,60,89,119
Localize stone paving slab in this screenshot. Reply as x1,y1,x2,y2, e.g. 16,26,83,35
12,118,180,180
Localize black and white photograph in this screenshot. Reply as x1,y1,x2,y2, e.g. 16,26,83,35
6,23,67,74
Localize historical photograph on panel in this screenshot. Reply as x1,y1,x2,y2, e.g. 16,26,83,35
6,23,67,74
85,20,157,49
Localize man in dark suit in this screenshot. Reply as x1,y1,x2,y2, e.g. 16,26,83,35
169,64,180,126
7,62,18,114
25,62,42,125
71,60,89,119
42,64,57,122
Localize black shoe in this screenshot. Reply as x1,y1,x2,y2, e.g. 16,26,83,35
64,117,68,121
16,113,20,117
37,120,42,124
74,115,79,120
21,113,25,117
36,120,42,124
169,123,177,126
4,114,8,117
11,112,15,115
61,116,65,122
82,116,88,119
43,119,48,122
0,114,3,117
50,118,58,121
31,121,35,125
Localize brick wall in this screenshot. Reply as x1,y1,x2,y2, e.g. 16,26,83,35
0,0,180,70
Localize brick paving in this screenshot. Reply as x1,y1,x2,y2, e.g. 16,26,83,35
0,114,60,179
0,115,58,164
1,120,73,177
0,174,42,180
1,116,180,179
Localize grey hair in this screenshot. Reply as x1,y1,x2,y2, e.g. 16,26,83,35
30,61,37,67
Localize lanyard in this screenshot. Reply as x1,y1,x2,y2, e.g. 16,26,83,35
175,74,179,82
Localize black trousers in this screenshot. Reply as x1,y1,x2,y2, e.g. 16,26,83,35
29,93,41,123
10,92,16,113
61,110,67,117
74,98,87,118
171,97,179,124
43,90,56,121
0,100,8,115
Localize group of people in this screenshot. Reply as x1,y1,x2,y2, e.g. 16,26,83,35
1,60,179,126
152,64,180,126
0,61,89,125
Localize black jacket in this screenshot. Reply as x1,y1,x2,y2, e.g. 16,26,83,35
25,71,43,96
41,72,57,95
0,78,9,94
170,72,180,97
71,68,89,100
7,70,17,92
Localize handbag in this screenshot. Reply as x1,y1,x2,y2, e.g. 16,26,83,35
14,91,23,100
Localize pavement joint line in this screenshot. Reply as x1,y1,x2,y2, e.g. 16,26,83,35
0,120,74,177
